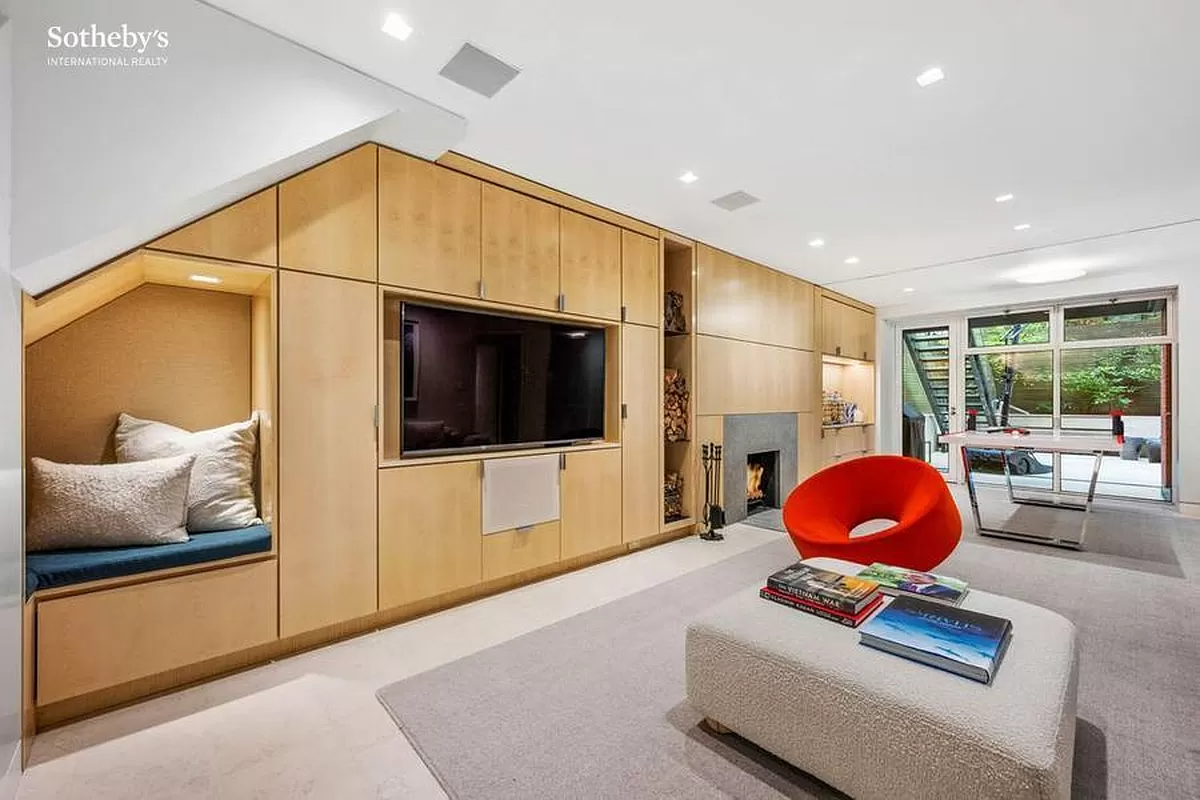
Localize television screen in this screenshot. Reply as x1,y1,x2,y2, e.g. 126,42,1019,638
400,302,607,455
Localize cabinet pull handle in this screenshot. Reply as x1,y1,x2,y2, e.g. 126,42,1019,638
478,280,486,299
621,403,628,420
621,305,627,322
557,293,566,311
559,452,566,470
835,345,842,356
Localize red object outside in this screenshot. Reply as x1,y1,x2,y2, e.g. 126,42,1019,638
782,455,962,572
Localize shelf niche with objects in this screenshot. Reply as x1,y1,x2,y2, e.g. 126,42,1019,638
662,235,697,531
820,354,876,466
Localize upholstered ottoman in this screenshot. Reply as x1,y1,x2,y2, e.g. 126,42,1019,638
685,557,1078,800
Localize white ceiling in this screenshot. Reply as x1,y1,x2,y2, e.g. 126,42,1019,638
207,0,1200,311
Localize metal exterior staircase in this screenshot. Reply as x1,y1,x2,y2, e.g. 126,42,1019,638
903,328,998,433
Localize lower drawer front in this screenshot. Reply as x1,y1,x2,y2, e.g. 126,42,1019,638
37,559,278,706
482,521,561,581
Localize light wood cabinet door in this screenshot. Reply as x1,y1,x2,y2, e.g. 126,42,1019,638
482,521,561,581
481,185,560,310
621,231,660,327
561,448,622,559
278,271,378,636
279,145,378,282
379,463,482,609
852,306,876,361
378,150,481,297
621,324,660,542
559,210,621,320
151,188,277,266
819,295,843,356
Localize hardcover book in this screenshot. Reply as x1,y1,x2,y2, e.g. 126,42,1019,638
859,596,1012,684
766,563,880,614
759,587,884,628
855,562,969,606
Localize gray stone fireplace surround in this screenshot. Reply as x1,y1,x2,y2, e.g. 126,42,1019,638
719,413,798,524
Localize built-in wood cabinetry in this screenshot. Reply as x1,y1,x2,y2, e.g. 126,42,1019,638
820,295,875,361
481,184,561,310
696,244,814,351
278,271,379,636
150,188,278,267
621,231,659,327
820,424,875,466
561,448,623,559
560,210,621,320
378,462,482,609
482,521,561,581
621,324,661,542
379,149,481,296
36,560,277,706
695,336,813,415
280,145,378,282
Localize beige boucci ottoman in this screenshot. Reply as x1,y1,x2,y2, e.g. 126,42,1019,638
686,557,1079,800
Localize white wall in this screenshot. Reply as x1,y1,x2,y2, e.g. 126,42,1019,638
874,267,1196,513
0,14,21,798
7,0,465,294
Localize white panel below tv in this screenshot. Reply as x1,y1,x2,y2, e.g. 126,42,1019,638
482,454,561,534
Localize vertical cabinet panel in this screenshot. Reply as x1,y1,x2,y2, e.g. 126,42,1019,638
561,448,622,559
379,149,482,297
278,271,378,636
820,296,875,361
559,210,621,320
481,185,560,310
379,463,482,609
621,231,660,327
150,188,278,266
621,324,660,542
279,145,378,282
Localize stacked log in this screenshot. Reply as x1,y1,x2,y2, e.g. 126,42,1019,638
664,291,687,334
664,369,689,442
664,472,684,521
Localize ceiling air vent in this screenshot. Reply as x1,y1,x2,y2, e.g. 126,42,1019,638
711,191,760,211
439,43,521,98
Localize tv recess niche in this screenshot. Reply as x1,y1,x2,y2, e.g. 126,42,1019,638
381,297,610,459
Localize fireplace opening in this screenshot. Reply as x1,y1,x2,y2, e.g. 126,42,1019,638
746,450,780,515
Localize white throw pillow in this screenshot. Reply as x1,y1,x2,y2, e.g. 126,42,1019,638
27,455,195,551
114,412,260,532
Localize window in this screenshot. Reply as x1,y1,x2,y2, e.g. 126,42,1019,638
964,350,1053,428
1060,345,1164,416
1063,299,1167,342
967,310,1050,347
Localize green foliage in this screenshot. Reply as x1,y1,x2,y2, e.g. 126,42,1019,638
1061,346,1162,414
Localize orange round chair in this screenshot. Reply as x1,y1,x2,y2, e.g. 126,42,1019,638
782,455,961,572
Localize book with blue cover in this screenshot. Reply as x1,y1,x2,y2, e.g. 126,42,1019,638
859,596,1012,684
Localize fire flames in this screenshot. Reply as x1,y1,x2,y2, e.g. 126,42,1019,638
746,463,765,501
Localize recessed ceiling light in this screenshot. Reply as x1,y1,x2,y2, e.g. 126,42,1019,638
188,274,222,285
381,11,413,41
679,171,698,184
1013,223,1032,231
995,193,1014,203
903,287,915,293
808,238,825,248
1010,263,1087,284
844,256,860,265
916,66,945,87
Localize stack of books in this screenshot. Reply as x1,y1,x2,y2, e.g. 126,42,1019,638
855,563,969,606
759,563,883,627
859,596,1013,684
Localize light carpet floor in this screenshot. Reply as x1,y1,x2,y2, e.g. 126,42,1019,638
378,533,1200,800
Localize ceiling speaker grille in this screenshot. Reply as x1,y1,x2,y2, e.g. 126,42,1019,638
711,191,760,211
439,43,521,98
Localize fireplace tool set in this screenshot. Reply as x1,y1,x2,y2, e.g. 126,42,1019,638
700,443,725,541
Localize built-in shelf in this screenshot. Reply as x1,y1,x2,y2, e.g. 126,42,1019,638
662,516,695,533
822,422,873,430
665,438,691,444
664,329,688,338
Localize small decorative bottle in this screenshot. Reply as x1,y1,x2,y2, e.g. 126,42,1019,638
1110,410,1125,444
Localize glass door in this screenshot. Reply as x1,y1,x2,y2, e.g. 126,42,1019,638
899,322,962,480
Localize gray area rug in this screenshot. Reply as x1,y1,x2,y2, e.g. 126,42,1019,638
378,532,1200,799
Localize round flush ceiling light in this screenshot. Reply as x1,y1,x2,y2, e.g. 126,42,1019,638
1010,262,1088,284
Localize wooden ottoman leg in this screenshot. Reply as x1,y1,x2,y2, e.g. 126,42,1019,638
703,717,732,735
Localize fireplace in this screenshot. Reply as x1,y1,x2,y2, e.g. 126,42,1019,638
745,450,780,515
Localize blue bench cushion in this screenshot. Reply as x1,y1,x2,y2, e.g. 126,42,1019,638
26,524,271,597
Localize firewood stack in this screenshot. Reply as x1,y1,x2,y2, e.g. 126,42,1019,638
664,291,686,334
664,472,684,521
664,369,689,442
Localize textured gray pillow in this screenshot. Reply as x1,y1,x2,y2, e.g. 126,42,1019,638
26,455,195,551
114,412,260,532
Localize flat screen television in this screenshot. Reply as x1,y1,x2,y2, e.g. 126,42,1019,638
400,302,607,455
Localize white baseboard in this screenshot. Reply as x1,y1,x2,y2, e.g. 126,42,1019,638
1180,501,1200,519
0,743,19,800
